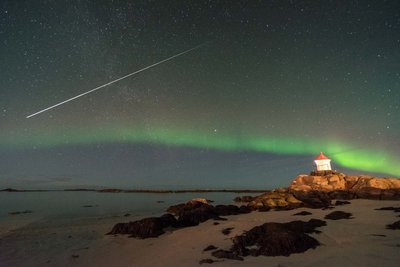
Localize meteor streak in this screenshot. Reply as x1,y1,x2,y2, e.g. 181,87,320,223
26,42,208,118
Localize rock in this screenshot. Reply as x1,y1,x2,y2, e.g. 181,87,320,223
190,198,209,204
176,203,218,227
291,190,331,208
328,190,356,200
222,227,234,235
355,187,382,199
199,258,216,264
324,211,353,220
334,200,351,206
214,205,242,216
212,249,243,261
289,173,400,200
386,220,400,230
247,190,303,211
293,211,312,216
168,202,251,227
234,195,255,203
213,222,220,225
107,214,177,238
375,206,400,212
203,245,218,251
214,219,326,259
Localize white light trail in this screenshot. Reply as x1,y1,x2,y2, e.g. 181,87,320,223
26,42,208,118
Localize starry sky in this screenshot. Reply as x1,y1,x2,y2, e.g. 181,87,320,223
1,1,400,189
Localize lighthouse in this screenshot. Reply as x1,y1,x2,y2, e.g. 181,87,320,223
314,152,332,171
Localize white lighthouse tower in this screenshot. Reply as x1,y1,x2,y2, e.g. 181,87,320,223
314,152,332,171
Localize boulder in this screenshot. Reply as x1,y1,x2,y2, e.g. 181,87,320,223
324,211,353,220
107,214,177,238
247,190,304,210
290,190,331,208
213,219,326,259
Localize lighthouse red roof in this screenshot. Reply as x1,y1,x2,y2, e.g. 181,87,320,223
315,152,330,160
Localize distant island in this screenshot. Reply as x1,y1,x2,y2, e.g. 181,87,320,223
1,188,270,193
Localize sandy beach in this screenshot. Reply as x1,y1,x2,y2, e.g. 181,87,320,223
1,199,399,267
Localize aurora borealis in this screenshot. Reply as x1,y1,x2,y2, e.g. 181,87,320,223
1,1,400,189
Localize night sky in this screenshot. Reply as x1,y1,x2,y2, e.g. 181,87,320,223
1,1,400,189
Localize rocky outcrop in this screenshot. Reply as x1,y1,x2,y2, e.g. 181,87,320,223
289,172,400,200
246,188,331,210
324,211,353,220
107,214,177,238
246,190,303,210
109,199,251,238
211,219,326,259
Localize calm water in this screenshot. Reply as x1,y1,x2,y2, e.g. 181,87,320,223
0,191,252,221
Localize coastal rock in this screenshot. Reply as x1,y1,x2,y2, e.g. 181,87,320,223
289,173,400,200
110,200,253,239
234,195,255,203
199,258,217,264
214,219,326,259
386,221,400,230
247,190,303,210
176,203,218,227
334,200,351,206
290,190,331,208
293,211,312,216
375,206,400,212
203,245,218,251
222,227,234,235
324,211,353,220
107,214,177,238
167,201,251,227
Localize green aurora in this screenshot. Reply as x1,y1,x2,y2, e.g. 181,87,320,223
3,126,399,177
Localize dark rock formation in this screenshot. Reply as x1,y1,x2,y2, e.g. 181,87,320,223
199,258,216,264
247,190,304,211
291,190,331,208
234,195,255,203
212,249,244,261
168,201,251,227
334,200,351,206
203,245,218,251
293,211,312,216
107,214,177,238
386,221,400,230
109,199,252,239
324,211,353,220
375,206,400,212
222,227,234,235
212,219,326,260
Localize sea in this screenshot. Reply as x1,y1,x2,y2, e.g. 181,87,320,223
0,191,255,225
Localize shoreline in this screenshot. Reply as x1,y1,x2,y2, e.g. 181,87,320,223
1,188,271,193
1,199,399,266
